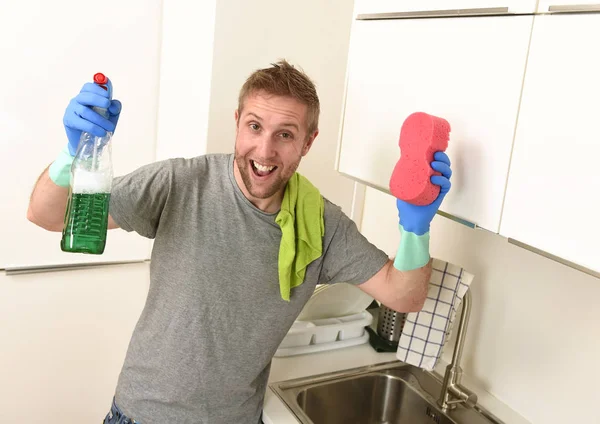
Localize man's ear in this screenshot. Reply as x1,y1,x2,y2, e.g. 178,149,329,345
234,109,239,124
302,130,319,156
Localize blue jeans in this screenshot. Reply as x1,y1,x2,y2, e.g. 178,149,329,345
103,397,138,424
102,397,265,423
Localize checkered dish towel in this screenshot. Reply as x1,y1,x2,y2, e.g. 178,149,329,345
396,258,474,371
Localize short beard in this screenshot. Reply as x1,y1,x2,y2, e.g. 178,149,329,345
234,152,301,199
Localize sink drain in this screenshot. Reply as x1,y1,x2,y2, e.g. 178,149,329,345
426,406,442,424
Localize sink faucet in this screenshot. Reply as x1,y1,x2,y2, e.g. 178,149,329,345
437,290,478,411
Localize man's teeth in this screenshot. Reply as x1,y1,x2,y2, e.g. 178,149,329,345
253,161,275,172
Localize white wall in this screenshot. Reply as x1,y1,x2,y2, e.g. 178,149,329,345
360,186,600,424
0,263,149,423
205,0,357,214
155,0,217,160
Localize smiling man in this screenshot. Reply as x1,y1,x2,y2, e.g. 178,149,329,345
233,88,317,213
27,60,452,424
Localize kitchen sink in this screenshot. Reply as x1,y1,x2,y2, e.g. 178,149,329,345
269,361,504,424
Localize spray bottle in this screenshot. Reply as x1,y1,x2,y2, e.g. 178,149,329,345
61,72,113,254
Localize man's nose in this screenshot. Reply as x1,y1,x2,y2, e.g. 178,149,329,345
255,134,277,159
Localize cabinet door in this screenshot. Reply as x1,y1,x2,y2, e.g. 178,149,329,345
336,16,533,232
500,14,600,273
354,0,537,16
0,0,159,269
537,0,600,13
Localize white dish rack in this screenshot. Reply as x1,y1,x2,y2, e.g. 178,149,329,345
274,310,373,357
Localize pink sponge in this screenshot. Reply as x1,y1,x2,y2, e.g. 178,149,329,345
389,112,450,206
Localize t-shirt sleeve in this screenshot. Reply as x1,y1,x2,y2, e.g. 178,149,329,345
109,159,173,239
320,207,390,286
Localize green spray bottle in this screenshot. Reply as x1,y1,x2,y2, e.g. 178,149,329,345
61,73,113,254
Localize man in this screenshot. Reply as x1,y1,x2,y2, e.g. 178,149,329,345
27,60,452,423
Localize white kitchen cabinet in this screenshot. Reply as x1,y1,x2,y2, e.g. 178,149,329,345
353,0,537,16
336,15,533,232
499,14,600,274
0,0,159,270
537,0,600,14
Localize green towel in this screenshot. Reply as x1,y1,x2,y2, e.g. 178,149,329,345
275,172,325,301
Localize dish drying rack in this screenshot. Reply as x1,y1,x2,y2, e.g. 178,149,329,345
274,310,373,357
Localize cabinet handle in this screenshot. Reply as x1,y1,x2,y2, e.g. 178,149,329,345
357,7,511,20
4,259,147,276
547,4,600,13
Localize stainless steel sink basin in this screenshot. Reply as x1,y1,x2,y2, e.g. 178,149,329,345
269,361,504,424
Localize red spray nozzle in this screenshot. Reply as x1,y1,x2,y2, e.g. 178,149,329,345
94,73,108,91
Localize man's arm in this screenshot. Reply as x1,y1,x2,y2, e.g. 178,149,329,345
358,259,431,312
357,151,453,313
27,166,120,232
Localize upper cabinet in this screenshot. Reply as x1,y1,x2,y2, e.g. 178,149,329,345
353,0,538,16
499,13,600,273
0,0,159,270
336,15,533,232
536,0,600,13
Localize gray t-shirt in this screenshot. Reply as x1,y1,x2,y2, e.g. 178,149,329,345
108,153,389,423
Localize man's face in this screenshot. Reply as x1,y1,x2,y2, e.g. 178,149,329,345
234,90,318,210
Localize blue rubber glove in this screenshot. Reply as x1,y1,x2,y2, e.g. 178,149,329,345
393,151,452,271
63,78,122,156
396,151,453,235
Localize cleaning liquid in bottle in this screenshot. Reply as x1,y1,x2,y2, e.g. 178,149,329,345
61,72,113,254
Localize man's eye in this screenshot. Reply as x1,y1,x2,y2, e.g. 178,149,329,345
281,132,292,139
250,123,260,131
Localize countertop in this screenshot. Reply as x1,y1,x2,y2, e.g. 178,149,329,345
262,342,531,424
